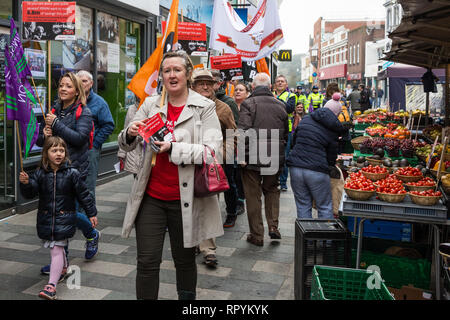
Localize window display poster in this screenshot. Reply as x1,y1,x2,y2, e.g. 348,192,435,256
125,89,136,108
125,62,136,82
160,0,214,28
126,35,137,57
33,87,46,116
76,5,93,42
0,34,9,90
97,41,108,72
22,1,76,41
405,83,444,117
210,54,243,81
97,11,119,44
25,48,47,79
107,43,120,73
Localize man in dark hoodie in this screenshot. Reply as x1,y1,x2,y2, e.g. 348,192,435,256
287,93,347,219
238,73,288,246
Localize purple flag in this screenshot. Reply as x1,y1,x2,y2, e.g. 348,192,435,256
9,18,32,79
5,44,39,158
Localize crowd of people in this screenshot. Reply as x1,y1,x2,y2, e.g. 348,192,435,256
20,50,382,300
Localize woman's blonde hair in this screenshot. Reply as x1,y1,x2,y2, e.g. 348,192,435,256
58,72,87,106
159,51,194,88
40,136,70,170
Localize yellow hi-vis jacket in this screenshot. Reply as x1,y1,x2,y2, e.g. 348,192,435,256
276,91,297,132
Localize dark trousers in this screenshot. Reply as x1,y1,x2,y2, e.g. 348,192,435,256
224,164,237,216
135,194,197,300
234,164,245,201
241,168,281,241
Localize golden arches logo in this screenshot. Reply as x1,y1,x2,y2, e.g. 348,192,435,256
279,50,292,61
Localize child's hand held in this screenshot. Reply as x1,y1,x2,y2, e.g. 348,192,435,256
19,171,29,184
90,216,98,228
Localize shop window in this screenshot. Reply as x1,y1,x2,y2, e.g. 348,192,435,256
357,44,360,64
0,1,12,20
96,12,141,144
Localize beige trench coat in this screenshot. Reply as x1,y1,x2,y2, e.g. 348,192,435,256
118,89,224,248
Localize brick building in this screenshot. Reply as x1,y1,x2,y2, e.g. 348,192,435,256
310,18,384,91
347,23,385,88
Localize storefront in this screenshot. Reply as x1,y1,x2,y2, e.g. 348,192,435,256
0,0,158,218
319,64,347,90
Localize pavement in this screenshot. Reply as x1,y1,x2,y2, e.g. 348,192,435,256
0,174,300,300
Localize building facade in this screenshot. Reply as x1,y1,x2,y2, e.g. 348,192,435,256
319,25,348,89
0,0,160,218
309,17,375,90
347,23,385,88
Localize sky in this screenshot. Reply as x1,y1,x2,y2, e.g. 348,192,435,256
278,0,387,54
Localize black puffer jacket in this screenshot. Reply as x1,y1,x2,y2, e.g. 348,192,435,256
20,162,97,241
287,108,346,174
37,101,93,180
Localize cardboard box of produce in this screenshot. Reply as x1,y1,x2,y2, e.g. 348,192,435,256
388,285,432,300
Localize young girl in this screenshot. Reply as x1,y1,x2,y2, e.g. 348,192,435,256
19,136,97,300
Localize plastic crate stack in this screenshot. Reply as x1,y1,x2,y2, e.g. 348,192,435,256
294,219,352,300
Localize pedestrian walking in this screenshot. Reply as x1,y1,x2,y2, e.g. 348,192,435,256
191,68,236,267
76,70,115,200
376,86,384,108
232,82,252,215
273,75,296,192
287,93,347,219
238,73,288,246
210,69,240,123
19,136,97,300
359,84,371,111
118,51,223,300
346,85,361,114
36,72,101,275
292,101,304,132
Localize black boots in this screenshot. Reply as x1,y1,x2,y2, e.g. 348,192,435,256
178,290,196,300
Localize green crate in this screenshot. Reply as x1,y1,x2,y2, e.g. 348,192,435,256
351,250,431,290
354,123,371,131
311,265,394,300
352,150,419,166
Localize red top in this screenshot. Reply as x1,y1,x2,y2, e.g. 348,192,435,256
146,103,185,201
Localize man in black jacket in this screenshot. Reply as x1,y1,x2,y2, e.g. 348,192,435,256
238,73,288,246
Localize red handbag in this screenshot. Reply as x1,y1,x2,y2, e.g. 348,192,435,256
194,145,230,197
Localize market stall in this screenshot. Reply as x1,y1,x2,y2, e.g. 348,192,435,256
340,108,450,299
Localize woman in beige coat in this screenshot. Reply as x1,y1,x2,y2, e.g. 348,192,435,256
118,51,223,300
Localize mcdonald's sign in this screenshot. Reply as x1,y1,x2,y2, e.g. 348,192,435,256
278,50,292,61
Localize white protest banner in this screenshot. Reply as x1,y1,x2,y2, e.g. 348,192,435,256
209,0,284,61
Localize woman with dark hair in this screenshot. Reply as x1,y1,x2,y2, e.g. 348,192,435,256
37,72,100,274
118,51,223,300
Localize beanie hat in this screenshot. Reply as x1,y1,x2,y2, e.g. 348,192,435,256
324,92,342,116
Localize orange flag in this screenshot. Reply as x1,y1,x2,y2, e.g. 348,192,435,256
256,58,270,76
127,0,179,107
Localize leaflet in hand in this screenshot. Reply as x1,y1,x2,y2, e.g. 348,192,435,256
138,113,173,144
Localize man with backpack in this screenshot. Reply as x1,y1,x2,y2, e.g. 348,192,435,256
77,71,115,202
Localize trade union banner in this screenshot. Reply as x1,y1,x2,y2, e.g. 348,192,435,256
210,54,243,81
22,1,76,41
209,0,284,61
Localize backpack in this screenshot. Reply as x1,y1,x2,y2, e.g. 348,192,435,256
52,104,94,149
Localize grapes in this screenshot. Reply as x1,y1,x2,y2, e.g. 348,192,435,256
385,138,400,157
400,139,415,158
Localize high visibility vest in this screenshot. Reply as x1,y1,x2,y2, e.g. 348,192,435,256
297,94,309,110
307,92,324,110
276,91,297,132
225,83,234,97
